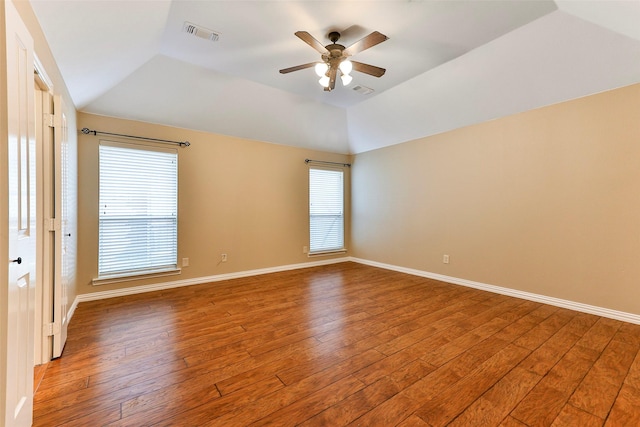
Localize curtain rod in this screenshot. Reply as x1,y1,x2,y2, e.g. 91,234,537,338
305,158,351,168
81,128,190,147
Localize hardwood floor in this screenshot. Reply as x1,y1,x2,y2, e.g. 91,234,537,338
33,262,640,426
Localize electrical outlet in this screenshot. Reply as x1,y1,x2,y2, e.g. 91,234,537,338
182,257,189,267
221,253,227,262
303,246,308,254
443,254,450,264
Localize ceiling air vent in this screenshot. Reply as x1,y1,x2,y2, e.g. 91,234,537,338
182,21,220,42
352,85,374,95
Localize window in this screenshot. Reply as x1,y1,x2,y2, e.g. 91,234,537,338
98,142,178,277
309,168,344,254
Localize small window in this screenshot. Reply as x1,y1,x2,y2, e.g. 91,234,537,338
98,141,178,277
309,168,344,254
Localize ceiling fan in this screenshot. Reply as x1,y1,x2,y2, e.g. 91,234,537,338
280,30,389,91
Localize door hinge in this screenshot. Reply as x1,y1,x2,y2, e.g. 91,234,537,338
45,218,61,231
43,322,61,337
43,113,55,128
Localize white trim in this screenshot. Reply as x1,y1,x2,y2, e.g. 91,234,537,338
308,249,348,257
66,296,79,327
61,296,80,356
349,257,640,325
92,267,182,286
75,257,350,303
34,54,54,92
71,255,640,326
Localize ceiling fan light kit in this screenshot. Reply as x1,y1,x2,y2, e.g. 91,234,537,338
280,29,388,92
315,58,353,88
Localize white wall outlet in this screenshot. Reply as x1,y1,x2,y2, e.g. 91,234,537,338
221,253,227,262
443,254,450,264
182,257,189,267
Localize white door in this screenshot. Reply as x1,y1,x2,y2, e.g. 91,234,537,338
34,85,54,364
4,0,36,426
34,82,71,361
52,95,69,358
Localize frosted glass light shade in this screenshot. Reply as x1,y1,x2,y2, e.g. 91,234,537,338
319,75,330,87
339,60,352,75
315,62,329,77
341,74,352,86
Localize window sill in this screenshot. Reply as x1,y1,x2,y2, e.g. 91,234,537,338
92,267,181,286
308,249,348,257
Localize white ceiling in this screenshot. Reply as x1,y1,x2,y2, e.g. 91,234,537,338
30,0,640,154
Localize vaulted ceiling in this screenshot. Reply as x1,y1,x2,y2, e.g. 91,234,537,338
31,1,640,154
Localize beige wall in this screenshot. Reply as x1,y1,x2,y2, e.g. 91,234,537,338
77,112,351,295
352,83,640,315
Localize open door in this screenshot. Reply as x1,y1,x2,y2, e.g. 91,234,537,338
34,60,54,365
3,0,36,425
52,95,70,358
34,77,70,361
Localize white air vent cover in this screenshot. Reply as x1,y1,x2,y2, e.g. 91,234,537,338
182,21,220,42
352,84,374,95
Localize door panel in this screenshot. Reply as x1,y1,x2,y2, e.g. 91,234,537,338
4,0,36,425
52,95,69,358
35,87,55,364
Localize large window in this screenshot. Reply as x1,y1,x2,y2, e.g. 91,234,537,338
98,142,178,277
309,168,344,254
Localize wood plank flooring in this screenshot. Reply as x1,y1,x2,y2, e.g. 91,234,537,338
33,262,640,426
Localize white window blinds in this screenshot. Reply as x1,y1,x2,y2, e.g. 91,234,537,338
99,142,178,277
309,168,344,253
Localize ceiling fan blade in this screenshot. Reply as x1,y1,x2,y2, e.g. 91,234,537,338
279,62,316,74
344,31,388,56
351,61,386,78
325,66,338,91
295,31,328,54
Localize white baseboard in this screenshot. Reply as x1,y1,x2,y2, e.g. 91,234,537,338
69,255,640,326
73,256,350,305
349,257,640,325
67,296,79,324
